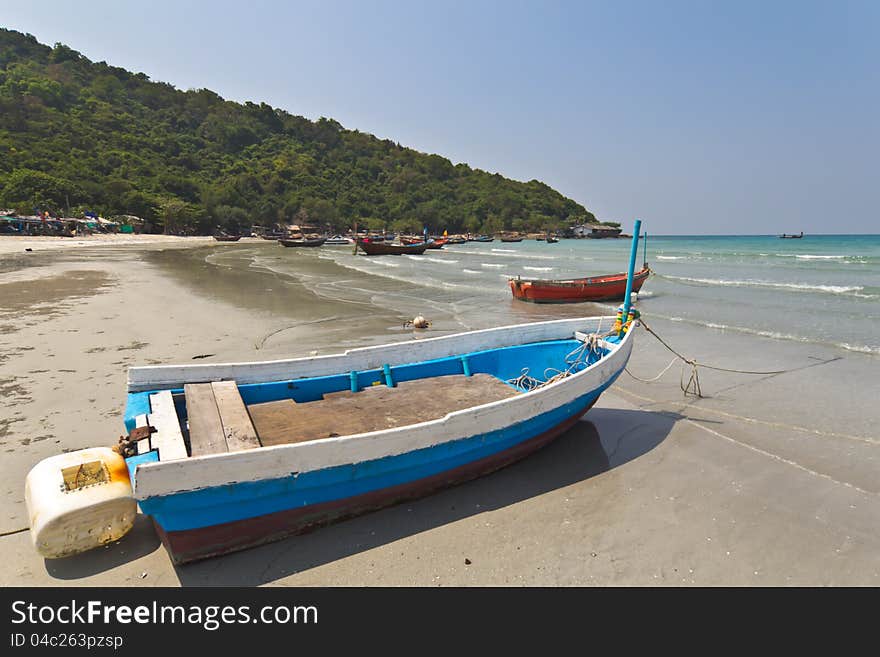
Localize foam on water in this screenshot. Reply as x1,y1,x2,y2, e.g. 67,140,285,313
661,274,871,297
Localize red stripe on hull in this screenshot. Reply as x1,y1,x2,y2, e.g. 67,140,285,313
156,399,597,564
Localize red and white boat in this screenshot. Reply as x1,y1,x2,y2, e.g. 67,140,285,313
509,265,651,303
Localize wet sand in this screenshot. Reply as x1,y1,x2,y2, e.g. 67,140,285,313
1,236,877,586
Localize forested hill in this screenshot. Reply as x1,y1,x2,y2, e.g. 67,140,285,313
0,29,594,235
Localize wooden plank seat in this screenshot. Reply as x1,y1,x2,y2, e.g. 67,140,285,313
133,390,189,461
248,373,519,447
184,381,261,457
148,390,188,461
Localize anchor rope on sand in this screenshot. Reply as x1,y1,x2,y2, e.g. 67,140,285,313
627,319,794,397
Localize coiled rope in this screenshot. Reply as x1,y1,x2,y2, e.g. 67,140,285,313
507,327,607,391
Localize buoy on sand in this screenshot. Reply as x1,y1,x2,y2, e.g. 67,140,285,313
404,315,431,329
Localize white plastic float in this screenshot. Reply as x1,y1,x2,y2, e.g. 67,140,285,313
25,447,137,559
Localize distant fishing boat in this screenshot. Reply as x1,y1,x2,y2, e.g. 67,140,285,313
500,235,524,243
468,235,494,243
446,236,466,244
510,266,651,303
400,236,447,247
779,232,804,239
24,222,646,564
546,236,559,243
355,238,428,255
279,237,326,247
324,235,353,245
213,235,241,242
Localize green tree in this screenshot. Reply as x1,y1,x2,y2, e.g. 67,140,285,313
158,198,202,235
213,204,249,234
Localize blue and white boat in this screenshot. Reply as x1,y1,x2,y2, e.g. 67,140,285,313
25,224,644,564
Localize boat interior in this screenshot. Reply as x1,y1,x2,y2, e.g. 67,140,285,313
124,338,611,462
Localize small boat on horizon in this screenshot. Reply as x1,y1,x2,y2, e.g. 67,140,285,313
510,266,651,303
355,238,429,255
279,237,327,247
399,236,447,249
324,235,354,245
779,232,804,239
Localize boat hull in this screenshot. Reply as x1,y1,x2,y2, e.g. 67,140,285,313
356,239,428,255
279,238,326,247
510,267,650,303
154,398,596,563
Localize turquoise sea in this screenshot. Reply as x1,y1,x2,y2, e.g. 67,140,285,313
191,233,880,359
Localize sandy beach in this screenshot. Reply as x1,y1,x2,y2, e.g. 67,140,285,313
1,235,877,586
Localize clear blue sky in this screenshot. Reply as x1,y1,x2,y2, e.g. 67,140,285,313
2,0,877,234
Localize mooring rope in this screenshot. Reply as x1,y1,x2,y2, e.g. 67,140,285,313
630,319,811,397
625,357,678,383
640,320,789,375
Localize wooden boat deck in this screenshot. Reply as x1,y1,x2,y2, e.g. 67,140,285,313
144,373,520,459
248,373,519,447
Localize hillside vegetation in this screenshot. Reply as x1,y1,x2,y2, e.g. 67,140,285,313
0,29,595,235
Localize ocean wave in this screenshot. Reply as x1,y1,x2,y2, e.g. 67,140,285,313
329,258,490,295
773,253,848,260
656,255,686,260
650,314,880,355
523,266,554,272
662,274,874,297
431,259,460,265
481,263,505,268
461,269,480,274
467,249,558,260
702,322,880,355
491,248,518,253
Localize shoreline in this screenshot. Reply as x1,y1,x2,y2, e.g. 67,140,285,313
0,233,227,256
1,238,877,586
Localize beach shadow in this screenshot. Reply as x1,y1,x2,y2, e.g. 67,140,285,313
43,514,162,580
173,407,678,586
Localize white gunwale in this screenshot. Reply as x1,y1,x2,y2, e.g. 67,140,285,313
127,316,610,392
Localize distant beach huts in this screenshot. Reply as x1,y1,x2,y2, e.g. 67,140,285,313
0,212,126,236
569,223,623,239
